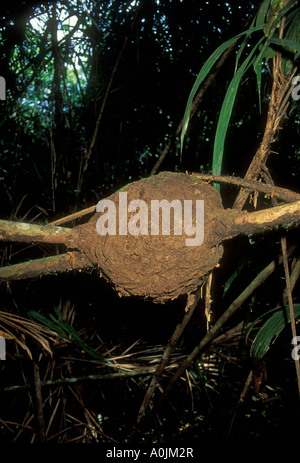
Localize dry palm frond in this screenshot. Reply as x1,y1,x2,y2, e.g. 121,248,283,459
0,310,60,358
107,343,187,372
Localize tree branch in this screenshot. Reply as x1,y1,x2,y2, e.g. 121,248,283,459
128,287,202,442
189,173,300,203
155,245,297,409
232,61,297,210
218,200,300,241
77,7,140,193
0,220,73,246
0,252,91,281
150,8,258,175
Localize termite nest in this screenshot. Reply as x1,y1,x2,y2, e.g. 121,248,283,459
72,172,225,303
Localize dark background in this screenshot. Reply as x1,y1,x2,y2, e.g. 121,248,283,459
0,0,299,444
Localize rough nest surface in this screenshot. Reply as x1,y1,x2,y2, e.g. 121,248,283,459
73,172,225,303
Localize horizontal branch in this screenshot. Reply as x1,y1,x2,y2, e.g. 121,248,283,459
156,245,297,407
0,220,73,246
190,173,300,203
49,205,96,226
0,368,165,393
219,200,300,240
0,252,91,281
234,200,300,233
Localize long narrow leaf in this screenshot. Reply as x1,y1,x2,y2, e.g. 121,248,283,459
270,37,300,56
252,36,277,112
252,2,296,71
255,62,263,113
235,0,269,70
29,308,105,360
256,0,271,26
180,25,265,154
212,37,265,183
250,304,300,359
223,257,248,296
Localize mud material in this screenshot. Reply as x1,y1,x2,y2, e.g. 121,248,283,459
1,172,299,296
73,172,225,303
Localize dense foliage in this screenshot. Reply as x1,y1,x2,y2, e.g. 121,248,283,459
0,0,263,215
0,0,299,445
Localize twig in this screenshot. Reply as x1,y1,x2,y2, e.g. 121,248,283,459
283,257,300,305
0,252,91,281
33,362,46,443
0,220,73,245
0,368,169,393
77,8,140,193
188,173,300,203
227,370,253,437
50,126,57,212
150,41,238,175
232,59,296,210
127,287,202,442
150,8,258,175
154,245,297,409
205,271,213,331
52,172,300,226
281,236,300,398
49,205,96,226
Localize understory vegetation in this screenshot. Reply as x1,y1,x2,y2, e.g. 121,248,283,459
0,0,299,444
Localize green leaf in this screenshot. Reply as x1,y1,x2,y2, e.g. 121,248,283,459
256,0,271,26
263,0,298,36
223,258,248,296
250,304,300,360
264,0,285,36
255,61,263,113
29,307,106,360
270,37,300,56
212,37,264,183
281,8,300,74
270,36,300,75
252,35,278,110
180,25,265,155
236,16,257,71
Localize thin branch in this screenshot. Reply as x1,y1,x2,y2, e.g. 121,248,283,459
0,220,73,246
154,245,297,409
150,8,258,175
0,252,91,281
283,257,300,305
233,64,297,210
150,42,238,175
51,173,300,227
189,173,300,203
127,287,202,442
0,368,168,393
281,236,300,398
77,8,140,193
227,370,253,437
223,200,300,241
33,362,46,443
205,271,213,331
49,205,96,226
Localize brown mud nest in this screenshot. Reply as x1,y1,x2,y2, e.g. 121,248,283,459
73,172,225,303
1,171,299,302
